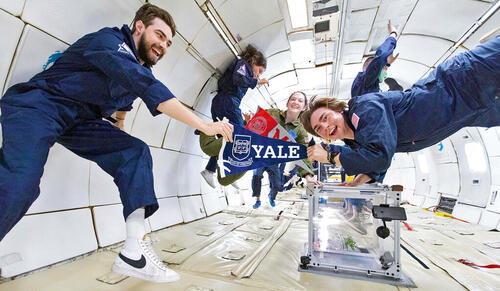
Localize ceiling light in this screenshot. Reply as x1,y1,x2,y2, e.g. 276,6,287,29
287,0,308,29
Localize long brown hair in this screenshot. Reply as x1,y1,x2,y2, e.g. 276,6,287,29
240,45,266,68
300,97,347,136
131,4,176,37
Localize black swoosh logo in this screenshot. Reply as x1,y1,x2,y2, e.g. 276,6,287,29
119,253,146,269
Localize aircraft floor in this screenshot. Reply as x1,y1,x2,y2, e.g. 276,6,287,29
1,189,499,291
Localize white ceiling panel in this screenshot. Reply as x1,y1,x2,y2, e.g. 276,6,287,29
403,0,490,42
193,77,218,118
157,51,213,107
218,0,282,39
192,22,234,71
0,0,25,16
22,0,142,44
365,0,418,53
342,41,366,64
351,0,380,10
238,21,290,58
150,0,206,43
341,63,362,79
385,58,428,86
151,147,180,198
337,78,355,100
296,66,332,91
152,35,189,81
396,35,453,67
0,10,24,94
180,112,207,156
463,8,500,50
4,25,68,94
261,50,294,80
163,117,188,151
130,101,171,148
344,8,377,42
268,71,298,94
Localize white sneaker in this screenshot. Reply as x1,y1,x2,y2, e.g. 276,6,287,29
112,236,180,283
200,170,216,188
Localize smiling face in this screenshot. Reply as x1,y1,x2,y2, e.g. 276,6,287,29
310,107,348,140
134,17,172,66
286,92,306,115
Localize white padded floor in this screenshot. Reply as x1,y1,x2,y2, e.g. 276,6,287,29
1,189,499,291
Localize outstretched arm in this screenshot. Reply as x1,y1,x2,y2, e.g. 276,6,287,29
157,99,233,142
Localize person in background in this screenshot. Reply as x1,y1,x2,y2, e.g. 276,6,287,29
0,4,233,283
251,92,319,209
200,45,269,188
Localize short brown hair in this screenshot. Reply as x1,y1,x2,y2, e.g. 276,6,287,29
131,4,176,37
300,97,347,137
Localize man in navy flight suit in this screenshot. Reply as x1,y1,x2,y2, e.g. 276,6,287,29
303,35,500,187
0,4,233,283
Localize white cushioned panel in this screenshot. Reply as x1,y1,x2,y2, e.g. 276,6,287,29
162,118,188,151
0,10,24,94
193,76,217,118
150,147,179,198
238,21,289,59
27,144,90,214
177,153,203,196
480,127,500,157
436,163,460,196
345,8,377,42
202,192,222,216
0,209,97,278
123,98,142,134
21,0,142,44
179,195,206,222
218,195,228,210
129,100,171,148
5,24,68,91
452,203,482,224
396,35,452,67
152,36,189,84
93,204,126,247
157,51,212,107
89,162,120,206
150,0,206,44
463,9,500,50
479,210,500,229
0,0,25,16
217,0,281,40
403,0,489,42
386,58,429,86
148,197,183,231
191,22,234,70
180,112,207,156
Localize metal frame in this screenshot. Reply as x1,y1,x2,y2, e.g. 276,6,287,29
300,183,415,287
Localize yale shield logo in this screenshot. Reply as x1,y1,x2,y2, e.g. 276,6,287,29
246,116,267,134
232,135,251,161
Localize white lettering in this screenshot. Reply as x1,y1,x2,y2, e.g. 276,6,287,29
252,145,264,158
263,146,276,158
277,145,287,158
289,145,300,159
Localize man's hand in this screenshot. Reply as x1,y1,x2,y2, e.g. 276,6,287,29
201,121,234,142
305,174,322,185
307,144,329,163
337,174,371,187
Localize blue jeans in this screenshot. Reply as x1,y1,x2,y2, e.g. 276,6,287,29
252,164,283,200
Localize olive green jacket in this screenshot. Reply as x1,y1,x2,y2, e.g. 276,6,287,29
265,108,313,177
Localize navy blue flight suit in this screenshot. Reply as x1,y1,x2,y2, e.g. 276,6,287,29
205,58,258,172
348,35,396,209
351,36,396,98
328,35,500,182
0,25,175,241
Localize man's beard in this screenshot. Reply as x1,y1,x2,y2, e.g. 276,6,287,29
137,34,159,67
